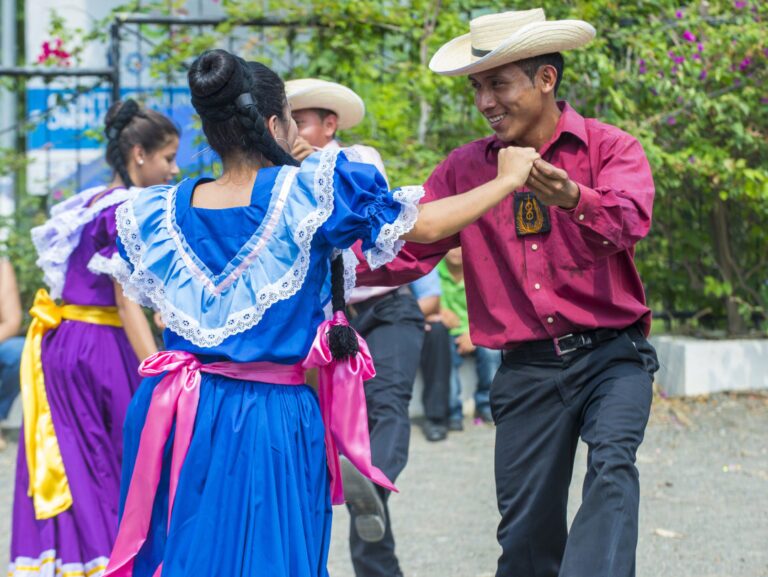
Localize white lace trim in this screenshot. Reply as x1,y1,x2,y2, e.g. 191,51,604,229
115,149,340,347
341,248,358,302
31,187,138,299
365,185,424,270
86,252,132,284
9,549,108,577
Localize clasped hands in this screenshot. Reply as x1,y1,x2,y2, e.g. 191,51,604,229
497,147,580,210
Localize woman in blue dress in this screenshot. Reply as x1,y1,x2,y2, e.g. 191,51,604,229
103,49,538,577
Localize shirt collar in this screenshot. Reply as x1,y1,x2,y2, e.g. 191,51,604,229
323,139,341,150
485,101,588,158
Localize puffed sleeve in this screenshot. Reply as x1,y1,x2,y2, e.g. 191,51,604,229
320,151,424,269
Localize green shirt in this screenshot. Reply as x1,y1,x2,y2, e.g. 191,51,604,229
437,260,469,336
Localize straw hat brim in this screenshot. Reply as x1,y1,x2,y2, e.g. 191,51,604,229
429,20,596,77
285,79,366,130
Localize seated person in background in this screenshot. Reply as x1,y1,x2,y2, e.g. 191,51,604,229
439,248,500,428
411,269,451,442
0,258,24,451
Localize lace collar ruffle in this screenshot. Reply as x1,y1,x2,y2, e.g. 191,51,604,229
114,148,339,348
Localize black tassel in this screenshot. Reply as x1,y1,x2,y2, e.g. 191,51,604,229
328,254,359,360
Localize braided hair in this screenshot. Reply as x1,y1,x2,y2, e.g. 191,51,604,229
104,99,180,188
188,49,358,360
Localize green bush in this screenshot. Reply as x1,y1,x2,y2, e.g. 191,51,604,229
2,0,766,336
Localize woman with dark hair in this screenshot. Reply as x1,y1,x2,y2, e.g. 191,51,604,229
103,49,538,577
9,100,179,577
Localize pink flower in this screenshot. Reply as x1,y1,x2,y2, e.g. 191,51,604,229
667,116,677,125
697,43,704,52
675,9,684,18
36,37,71,65
52,189,63,200
692,53,701,60
639,59,647,74
734,0,747,8
740,57,752,71
668,51,685,64
682,30,697,42
699,69,708,80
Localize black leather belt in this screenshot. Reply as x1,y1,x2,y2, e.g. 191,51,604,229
503,326,637,363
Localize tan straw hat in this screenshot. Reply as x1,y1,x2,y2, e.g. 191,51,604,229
285,79,366,130
429,8,595,76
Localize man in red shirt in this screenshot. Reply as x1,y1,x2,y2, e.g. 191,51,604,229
356,8,660,577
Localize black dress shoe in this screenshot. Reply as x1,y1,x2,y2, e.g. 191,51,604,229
422,420,448,442
341,457,387,542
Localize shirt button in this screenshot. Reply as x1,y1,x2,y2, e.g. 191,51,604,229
546,316,554,324
534,283,541,290
602,240,609,245
531,243,539,251
578,214,585,221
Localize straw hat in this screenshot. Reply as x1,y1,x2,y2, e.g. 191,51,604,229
285,79,366,130
429,8,595,76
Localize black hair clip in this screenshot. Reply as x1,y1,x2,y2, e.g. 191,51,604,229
235,92,255,109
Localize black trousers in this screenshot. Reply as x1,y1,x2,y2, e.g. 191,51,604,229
347,292,425,577
419,321,452,423
492,328,659,577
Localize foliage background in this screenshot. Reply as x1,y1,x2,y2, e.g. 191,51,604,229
1,0,766,334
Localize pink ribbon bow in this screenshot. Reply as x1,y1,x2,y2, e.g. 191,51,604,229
302,311,397,505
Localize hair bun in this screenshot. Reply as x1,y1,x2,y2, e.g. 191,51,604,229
105,99,140,141
188,49,238,99
189,49,254,122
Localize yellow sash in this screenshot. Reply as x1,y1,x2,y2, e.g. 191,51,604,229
20,288,123,519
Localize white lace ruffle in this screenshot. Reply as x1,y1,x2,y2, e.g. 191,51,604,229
32,186,138,299
365,185,424,270
87,252,134,285
115,149,340,348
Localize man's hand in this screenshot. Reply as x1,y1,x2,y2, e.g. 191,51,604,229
291,136,316,162
526,158,580,209
455,332,476,355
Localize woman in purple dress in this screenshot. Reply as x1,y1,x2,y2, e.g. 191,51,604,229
9,100,179,577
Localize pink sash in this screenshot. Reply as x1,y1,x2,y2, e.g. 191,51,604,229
104,313,395,577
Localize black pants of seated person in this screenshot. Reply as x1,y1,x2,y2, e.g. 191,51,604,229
419,321,452,425
347,291,424,577
492,326,659,577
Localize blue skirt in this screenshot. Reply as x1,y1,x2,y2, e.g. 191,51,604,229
120,373,332,577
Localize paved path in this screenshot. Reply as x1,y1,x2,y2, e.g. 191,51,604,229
2,393,767,576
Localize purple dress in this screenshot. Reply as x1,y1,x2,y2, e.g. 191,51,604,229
10,187,142,577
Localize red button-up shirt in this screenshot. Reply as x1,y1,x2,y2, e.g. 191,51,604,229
356,102,655,349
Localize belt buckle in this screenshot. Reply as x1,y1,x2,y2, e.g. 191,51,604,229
554,333,577,356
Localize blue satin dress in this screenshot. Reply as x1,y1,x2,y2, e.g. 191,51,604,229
112,149,423,577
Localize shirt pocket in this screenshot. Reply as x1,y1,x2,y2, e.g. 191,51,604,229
549,213,596,272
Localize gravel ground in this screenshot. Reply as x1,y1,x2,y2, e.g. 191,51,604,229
2,392,767,577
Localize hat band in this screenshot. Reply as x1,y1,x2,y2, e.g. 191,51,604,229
471,46,492,57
